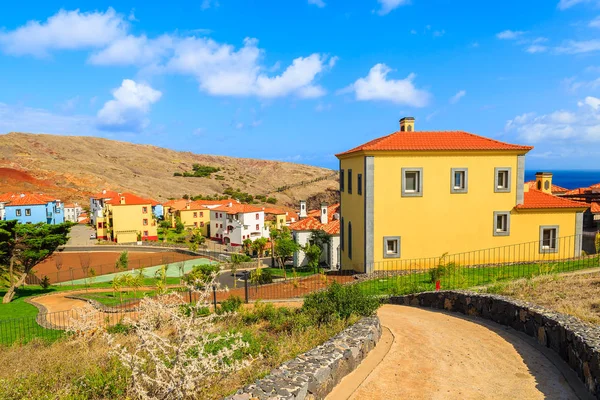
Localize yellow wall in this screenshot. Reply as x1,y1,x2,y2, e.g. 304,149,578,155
339,150,583,272
339,156,366,271
265,214,287,231
110,204,158,243
178,208,210,236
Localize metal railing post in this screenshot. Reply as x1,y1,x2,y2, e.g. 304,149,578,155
243,271,249,304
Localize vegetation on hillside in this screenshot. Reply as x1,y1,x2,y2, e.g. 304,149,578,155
174,164,221,178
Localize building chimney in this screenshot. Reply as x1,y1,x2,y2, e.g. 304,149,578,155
320,203,328,224
535,172,553,194
299,200,307,218
399,117,415,132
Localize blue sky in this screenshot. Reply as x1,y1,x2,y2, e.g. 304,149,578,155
1,0,600,170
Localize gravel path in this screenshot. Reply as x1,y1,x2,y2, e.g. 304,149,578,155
328,305,581,400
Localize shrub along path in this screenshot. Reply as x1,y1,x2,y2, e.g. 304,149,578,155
328,305,581,400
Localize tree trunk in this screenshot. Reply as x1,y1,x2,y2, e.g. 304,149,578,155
8,256,14,287
2,271,28,303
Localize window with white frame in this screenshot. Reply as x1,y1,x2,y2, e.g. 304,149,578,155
493,212,510,236
540,226,559,253
494,167,511,192
402,168,423,197
25,208,31,216
383,236,401,258
451,168,468,193
16,209,21,216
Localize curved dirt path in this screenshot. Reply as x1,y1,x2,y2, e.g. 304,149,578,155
328,305,582,400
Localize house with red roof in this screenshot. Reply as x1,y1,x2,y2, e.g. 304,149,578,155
209,202,269,246
90,189,159,243
0,193,64,224
336,117,589,273
164,199,232,237
289,201,341,269
64,203,82,223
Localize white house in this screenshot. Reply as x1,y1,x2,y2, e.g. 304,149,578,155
64,203,83,223
290,201,341,270
210,202,269,246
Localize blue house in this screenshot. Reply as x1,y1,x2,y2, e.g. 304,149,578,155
2,193,65,224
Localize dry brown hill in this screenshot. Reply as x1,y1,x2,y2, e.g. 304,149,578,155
0,132,339,207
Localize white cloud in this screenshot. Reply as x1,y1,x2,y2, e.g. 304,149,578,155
506,97,600,143
308,0,326,7
315,102,332,112
526,44,548,53
96,79,162,132
377,0,411,15
89,35,173,66
556,39,600,54
0,8,127,57
167,37,333,98
496,30,526,40
590,16,600,27
449,90,466,104
557,0,594,10
58,96,81,112
342,63,431,107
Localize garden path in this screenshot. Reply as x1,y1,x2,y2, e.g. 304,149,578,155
328,305,585,400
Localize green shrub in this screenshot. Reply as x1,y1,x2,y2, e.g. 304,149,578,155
266,197,277,204
40,275,51,289
250,268,273,285
106,322,131,334
184,263,221,286
220,295,243,314
302,282,380,324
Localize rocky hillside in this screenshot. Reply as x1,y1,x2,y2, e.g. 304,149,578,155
0,132,339,207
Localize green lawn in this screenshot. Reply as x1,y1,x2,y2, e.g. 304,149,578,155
356,255,600,296
78,290,157,306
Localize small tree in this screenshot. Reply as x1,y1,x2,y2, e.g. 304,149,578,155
155,265,169,294
303,243,322,274
252,237,268,268
132,268,145,298
112,275,124,303
175,217,185,234
115,250,129,271
88,268,97,287
242,238,253,255
595,231,600,254
272,228,299,279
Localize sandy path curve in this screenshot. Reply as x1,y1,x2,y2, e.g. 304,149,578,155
328,305,581,400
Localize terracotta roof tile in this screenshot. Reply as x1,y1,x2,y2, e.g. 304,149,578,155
105,193,153,206
590,202,600,214
563,187,589,196
212,203,264,214
524,181,569,193
516,189,589,210
2,193,58,206
289,203,341,234
336,131,533,156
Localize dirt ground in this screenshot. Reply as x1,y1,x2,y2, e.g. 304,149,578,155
32,251,197,283
328,305,579,400
484,271,600,325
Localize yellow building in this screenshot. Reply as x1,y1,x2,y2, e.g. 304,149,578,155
262,206,299,231
163,199,231,237
92,191,158,243
336,117,588,272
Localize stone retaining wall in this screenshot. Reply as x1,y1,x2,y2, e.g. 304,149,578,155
390,291,600,399
226,316,382,400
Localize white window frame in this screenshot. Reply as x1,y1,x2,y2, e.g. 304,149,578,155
383,236,401,258
451,168,468,194
539,225,559,253
25,208,31,216
16,209,21,216
493,211,510,236
401,168,423,197
494,167,511,193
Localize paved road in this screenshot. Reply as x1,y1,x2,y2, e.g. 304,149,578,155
66,224,97,246
328,305,584,400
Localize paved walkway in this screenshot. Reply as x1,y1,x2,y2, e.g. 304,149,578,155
328,305,583,400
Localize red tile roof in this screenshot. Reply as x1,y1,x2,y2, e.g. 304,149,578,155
590,183,600,190
212,203,264,214
336,131,533,156
591,202,600,214
2,193,58,206
516,189,589,210
289,204,341,234
524,181,569,193
563,187,589,196
105,193,153,206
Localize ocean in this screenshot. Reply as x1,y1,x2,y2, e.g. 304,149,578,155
524,170,600,190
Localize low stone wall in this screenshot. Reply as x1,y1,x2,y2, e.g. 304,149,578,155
390,291,600,399
226,316,382,400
